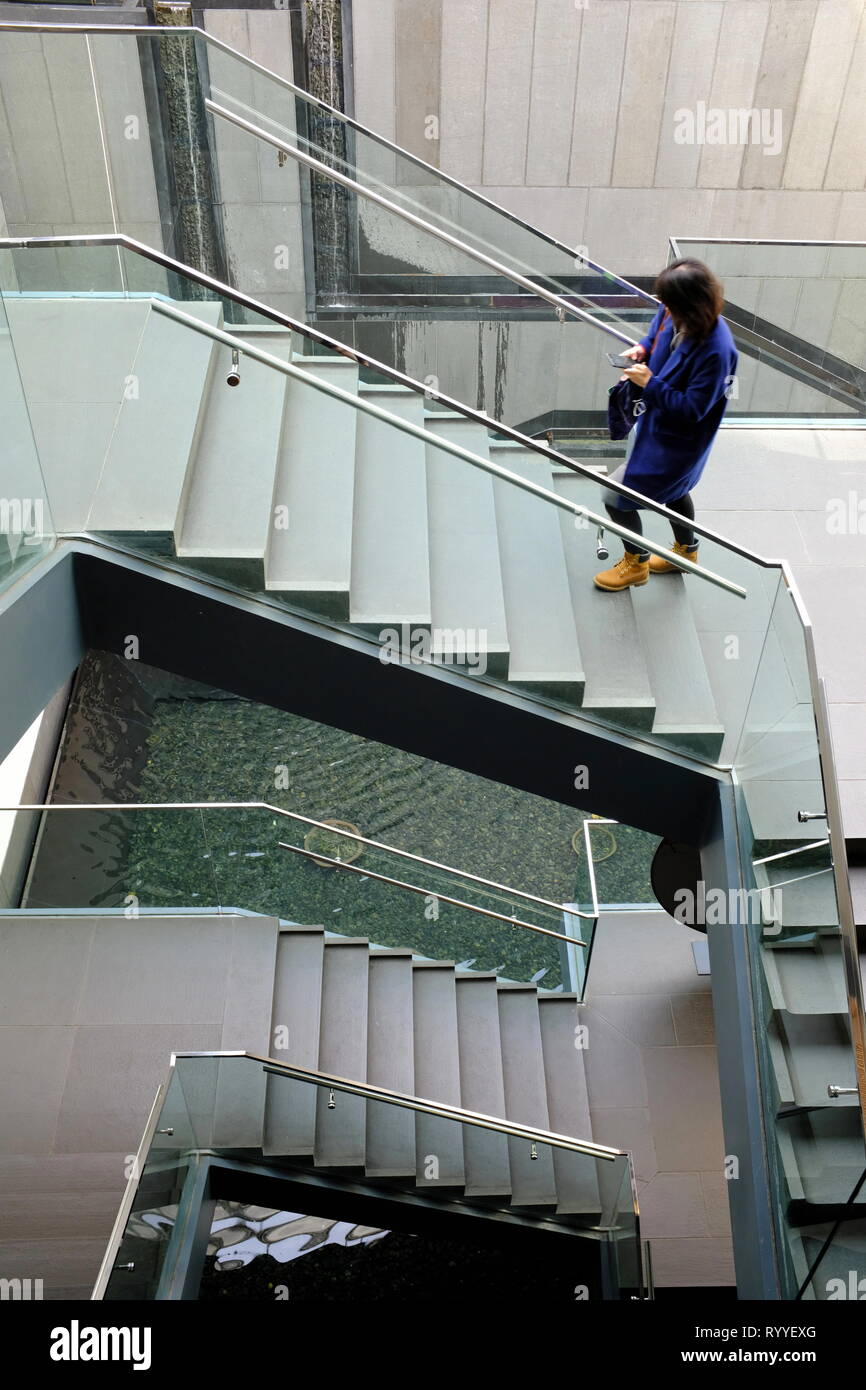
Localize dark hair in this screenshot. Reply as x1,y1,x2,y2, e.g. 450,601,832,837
653,258,724,341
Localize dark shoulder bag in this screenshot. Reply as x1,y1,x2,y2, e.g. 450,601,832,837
607,310,670,440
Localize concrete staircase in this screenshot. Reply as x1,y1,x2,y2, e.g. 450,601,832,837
0,912,598,1300
753,853,866,1246
1,296,725,759
233,925,599,1214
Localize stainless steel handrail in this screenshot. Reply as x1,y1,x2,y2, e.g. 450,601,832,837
143,295,746,594
2,800,571,916
205,99,636,347
0,231,791,562
0,19,657,308
278,838,586,943
672,237,866,248
174,1050,627,1159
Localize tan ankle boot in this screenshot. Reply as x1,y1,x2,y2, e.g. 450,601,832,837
649,541,699,575
593,550,650,591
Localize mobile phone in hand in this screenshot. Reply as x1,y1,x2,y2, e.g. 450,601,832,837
606,350,638,369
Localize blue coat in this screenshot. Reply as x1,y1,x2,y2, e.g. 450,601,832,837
623,306,738,504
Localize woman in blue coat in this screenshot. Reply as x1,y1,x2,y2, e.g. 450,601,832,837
594,258,738,591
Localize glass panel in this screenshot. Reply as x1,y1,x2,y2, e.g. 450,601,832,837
102,1054,639,1301
0,261,55,591
23,803,584,991
195,32,648,321
734,579,865,1297
1,239,791,782
675,239,866,374
0,30,855,418
101,1062,201,1300
581,818,657,909
671,240,866,415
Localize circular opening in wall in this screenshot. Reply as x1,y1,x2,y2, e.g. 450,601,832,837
303,819,364,868
572,824,617,862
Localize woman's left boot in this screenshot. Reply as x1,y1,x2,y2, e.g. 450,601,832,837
593,549,650,591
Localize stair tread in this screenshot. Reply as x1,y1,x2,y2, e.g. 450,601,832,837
263,929,324,1156
497,986,558,1206
626,569,724,753
265,358,359,609
777,1011,858,1107
455,976,511,1197
779,1110,866,1207
315,940,369,1167
350,388,431,625
757,859,839,929
553,472,655,722
366,953,416,1177
425,416,510,667
538,997,600,1215
489,444,583,692
761,936,847,1015
412,964,465,1188
177,332,290,560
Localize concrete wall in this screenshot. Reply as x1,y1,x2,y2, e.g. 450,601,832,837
350,0,866,276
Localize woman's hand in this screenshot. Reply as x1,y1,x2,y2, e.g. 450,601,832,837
623,345,646,362
622,362,652,387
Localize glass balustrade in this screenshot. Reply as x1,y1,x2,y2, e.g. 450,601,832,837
672,238,866,376
99,1052,643,1301
0,26,857,423
731,577,865,1297
9,803,587,993
1,238,780,774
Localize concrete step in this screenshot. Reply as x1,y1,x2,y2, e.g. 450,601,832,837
777,1109,866,1208
350,385,431,629
553,471,655,731
454,974,511,1197
538,996,600,1216
850,865,866,927
314,940,369,1168
87,302,222,539
412,963,465,1189
424,414,510,679
490,443,584,702
263,926,325,1157
627,570,724,759
755,854,839,931
176,332,291,586
496,984,558,1206
769,1011,858,1108
264,356,359,619
761,935,847,1016
365,950,416,1178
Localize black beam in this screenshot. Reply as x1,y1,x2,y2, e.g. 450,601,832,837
72,549,720,844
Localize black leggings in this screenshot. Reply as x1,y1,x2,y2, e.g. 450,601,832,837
605,490,696,556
